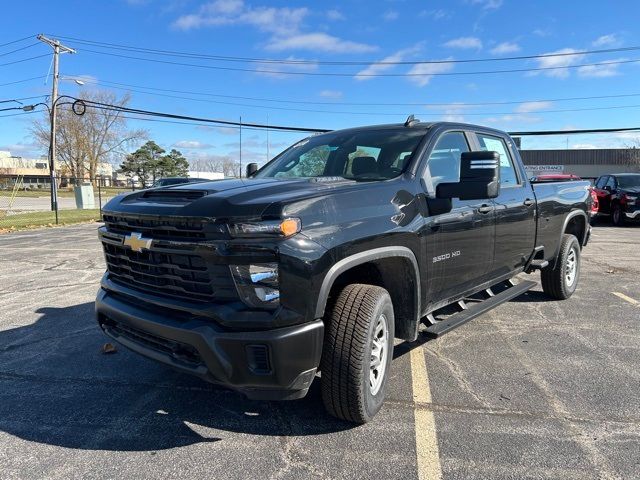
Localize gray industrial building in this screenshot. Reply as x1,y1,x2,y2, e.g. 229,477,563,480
519,148,640,179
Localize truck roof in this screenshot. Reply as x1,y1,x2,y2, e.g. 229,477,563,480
315,121,512,139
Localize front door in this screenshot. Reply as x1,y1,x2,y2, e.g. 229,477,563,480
420,130,495,308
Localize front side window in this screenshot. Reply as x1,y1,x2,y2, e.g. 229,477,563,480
605,176,617,189
255,129,426,181
617,175,640,189
595,176,607,189
424,131,470,191
477,134,519,186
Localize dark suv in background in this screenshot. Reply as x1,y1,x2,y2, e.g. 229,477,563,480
592,173,640,225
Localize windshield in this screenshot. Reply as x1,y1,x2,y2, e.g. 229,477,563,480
254,128,426,181
617,175,640,189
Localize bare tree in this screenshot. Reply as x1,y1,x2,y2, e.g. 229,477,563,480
622,138,640,170
189,156,238,177
31,90,145,181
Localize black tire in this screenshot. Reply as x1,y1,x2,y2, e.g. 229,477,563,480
541,234,581,300
612,204,625,226
320,284,395,424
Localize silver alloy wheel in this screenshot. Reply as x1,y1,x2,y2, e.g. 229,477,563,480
369,313,389,396
565,247,578,286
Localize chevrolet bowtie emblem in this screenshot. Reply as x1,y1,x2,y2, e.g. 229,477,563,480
123,232,153,252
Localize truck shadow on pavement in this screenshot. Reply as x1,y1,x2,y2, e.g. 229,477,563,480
0,303,352,452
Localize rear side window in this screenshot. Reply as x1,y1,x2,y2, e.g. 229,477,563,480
424,131,470,191
476,134,519,186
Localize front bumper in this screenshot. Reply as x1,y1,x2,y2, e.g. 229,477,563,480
95,288,324,400
624,208,640,220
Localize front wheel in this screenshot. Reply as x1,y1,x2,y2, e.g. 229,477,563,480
612,205,625,226
320,284,395,424
541,234,581,300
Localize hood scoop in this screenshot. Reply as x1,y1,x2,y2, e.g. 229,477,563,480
138,189,207,203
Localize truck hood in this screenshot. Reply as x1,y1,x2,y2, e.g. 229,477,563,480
103,177,364,219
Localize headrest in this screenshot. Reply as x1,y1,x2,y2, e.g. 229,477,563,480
351,156,378,176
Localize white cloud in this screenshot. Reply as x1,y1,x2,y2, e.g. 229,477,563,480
319,89,343,99
490,42,520,55
382,10,399,21
578,58,626,78
515,101,553,113
265,33,377,53
532,48,586,78
326,9,344,21
592,34,620,47
572,144,598,149
173,140,214,149
173,1,377,56
443,36,482,50
533,28,551,37
254,56,319,78
468,0,503,10
407,59,455,87
355,43,423,81
419,9,449,20
173,0,308,37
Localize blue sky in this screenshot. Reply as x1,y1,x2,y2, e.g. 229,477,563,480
1,0,640,166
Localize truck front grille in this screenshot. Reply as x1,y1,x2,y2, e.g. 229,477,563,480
100,215,236,303
102,213,225,241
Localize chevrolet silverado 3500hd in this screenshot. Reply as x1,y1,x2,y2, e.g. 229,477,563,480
96,120,591,423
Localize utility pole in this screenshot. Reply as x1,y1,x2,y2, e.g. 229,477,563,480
239,116,242,178
37,34,76,223
266,114,270,162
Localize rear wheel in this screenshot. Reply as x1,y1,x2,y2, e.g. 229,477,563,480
541,234,581,300
612,204,625,226
320,284,394,424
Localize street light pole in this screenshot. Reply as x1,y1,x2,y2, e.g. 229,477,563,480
37,34,76,223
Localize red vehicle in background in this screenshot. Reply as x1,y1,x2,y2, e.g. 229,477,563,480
530,174,598,220
592,173,640,226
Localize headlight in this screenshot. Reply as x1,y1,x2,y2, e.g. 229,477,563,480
230,263,279,309
228,218,301,238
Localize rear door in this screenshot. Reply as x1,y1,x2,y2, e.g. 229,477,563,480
474,132,536,277
421,130,495,306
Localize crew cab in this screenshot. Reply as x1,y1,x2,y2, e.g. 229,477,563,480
592,173,640,225
95,120,591,423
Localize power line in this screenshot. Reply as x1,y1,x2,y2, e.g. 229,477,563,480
0,42,41,57
78,99,330,133
78,48,640,77
50,34,640,66
0,75,48,87
0,53,50,68
0,35,34,49
72,75,640,108
64,78,640,117
12,96,640,138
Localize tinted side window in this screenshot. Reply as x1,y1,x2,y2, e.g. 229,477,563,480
477,134,519,186
424,132,470,191
595,176,607,189
605,176,617,189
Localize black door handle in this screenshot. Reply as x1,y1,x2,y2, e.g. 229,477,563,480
477,204,493,214
523,198,534,206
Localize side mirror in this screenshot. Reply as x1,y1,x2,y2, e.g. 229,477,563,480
436,151,500,200
246,162,258,177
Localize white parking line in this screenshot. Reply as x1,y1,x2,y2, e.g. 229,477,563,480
410,347,443,480
612,292,640,306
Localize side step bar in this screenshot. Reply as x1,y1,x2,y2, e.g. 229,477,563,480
424,280,537,337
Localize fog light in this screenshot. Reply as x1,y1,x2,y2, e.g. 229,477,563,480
230,263,279,309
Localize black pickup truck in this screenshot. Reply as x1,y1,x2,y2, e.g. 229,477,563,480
96,120,591,423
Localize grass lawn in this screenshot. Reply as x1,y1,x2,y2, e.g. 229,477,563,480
0,209,101,233
0,188,132,198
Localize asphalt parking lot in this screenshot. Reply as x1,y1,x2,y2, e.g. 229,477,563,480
0,223,638,479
